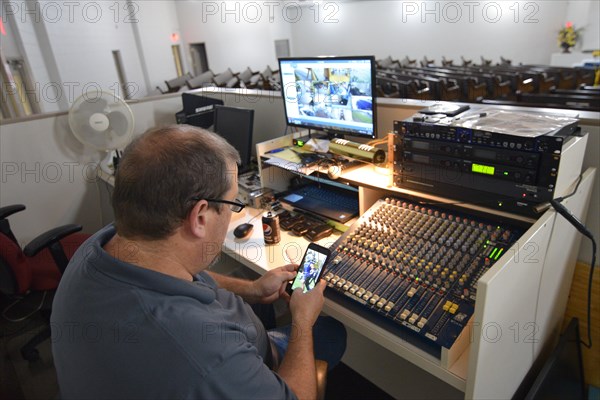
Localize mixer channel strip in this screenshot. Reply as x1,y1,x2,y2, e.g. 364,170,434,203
324,197,523,349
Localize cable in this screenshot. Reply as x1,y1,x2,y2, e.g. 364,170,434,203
550,193,596,349
2,291,48,323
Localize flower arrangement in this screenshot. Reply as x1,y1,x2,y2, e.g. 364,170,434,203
557,22,580,53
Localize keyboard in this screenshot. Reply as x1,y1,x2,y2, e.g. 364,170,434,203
296,185,359,212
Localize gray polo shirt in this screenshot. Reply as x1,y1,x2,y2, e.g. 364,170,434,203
51,224,296,399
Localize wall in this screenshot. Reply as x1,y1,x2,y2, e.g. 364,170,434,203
129,1,181,92
173,1,293,73
289,1,571,64
40,0,148,104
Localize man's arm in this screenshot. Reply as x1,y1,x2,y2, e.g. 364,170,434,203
207,264,296,304
276,280,326,400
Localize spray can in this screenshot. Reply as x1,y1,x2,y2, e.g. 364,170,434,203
262,211,281,245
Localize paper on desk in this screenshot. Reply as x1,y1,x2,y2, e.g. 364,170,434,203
270,148,301,163
264,154,317,175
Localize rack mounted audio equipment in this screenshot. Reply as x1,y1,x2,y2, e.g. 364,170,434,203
393,108,579,216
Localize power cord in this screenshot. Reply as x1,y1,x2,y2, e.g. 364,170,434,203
550,175,596,349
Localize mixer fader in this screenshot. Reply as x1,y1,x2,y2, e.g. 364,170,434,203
324,197,524,349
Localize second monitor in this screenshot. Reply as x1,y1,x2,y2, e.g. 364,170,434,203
213,105,255,174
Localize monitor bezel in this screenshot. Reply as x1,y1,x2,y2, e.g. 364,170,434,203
213,105,255,173
278,55,378,140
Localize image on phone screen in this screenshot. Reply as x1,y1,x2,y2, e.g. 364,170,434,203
290,245,329,293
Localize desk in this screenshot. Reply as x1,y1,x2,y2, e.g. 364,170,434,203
96,134,595,398
219,132,596,399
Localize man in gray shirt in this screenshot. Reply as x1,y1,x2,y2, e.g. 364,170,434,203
51,125,345,399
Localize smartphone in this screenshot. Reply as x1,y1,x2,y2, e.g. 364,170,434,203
287,243,332,294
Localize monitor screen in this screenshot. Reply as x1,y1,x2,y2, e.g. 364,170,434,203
213,105,255,174
278,56,377,139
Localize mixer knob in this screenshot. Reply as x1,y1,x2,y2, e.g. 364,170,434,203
331,276,340,284
400,309,410,320
417,318,428,329
325,273,334,281
384,301,395,312
363,291,373,301
369,294,380,305
356,288,366,297
409,313,419,324
342,282,352,291
503,230,511,240
436,278,442,286
349,285,359,294
444,282,451,289
336,279,346,288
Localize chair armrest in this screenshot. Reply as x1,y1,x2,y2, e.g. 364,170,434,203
0,204,26,220
24,224,83,274
23,224,82,257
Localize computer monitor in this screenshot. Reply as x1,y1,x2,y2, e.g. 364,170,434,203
213,105,255,174
176,93,224,128
278,55,377,139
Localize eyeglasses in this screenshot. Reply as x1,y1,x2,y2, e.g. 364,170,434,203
191,197,246,213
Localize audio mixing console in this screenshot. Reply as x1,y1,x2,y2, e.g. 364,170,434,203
324,197,524,350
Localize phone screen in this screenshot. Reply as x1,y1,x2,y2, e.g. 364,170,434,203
289,244,331,293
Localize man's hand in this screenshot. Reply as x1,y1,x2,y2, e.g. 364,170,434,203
250,264,297,304
289,280,326,329
277,280,326,400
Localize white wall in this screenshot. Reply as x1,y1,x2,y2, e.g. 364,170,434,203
289,1,571,64
3,3,62,113
132,1,181,92
174,1,293,73
41,1,147,104
565,0,600,52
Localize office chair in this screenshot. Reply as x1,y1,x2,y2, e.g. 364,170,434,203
0,204,90,361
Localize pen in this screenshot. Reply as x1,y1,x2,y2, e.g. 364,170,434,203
266,148,285,154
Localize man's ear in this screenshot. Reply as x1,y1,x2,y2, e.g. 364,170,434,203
188,199,209,238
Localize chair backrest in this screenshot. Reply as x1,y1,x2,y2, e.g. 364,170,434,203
187,70,215,89
238,67,255,84
213,68,235,86
166,72,193,91
0,234,31,295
